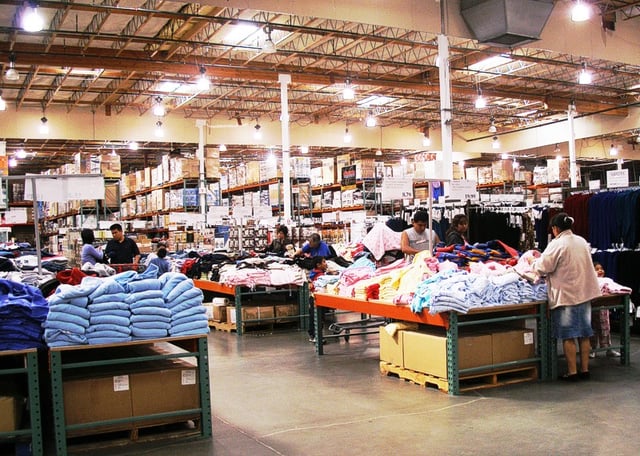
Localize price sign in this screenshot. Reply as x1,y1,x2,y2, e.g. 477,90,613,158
448,179,478,202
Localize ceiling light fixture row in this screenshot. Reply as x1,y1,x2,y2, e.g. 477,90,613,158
22,1,44,32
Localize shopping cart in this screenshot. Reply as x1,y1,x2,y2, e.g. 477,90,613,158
110,263,146,274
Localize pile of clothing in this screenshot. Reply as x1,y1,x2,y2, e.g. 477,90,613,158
0,279,49,350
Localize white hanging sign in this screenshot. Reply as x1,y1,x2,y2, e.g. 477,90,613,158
24,176,105,201
606,169,629,189
381,177,413,201
448,179,478,202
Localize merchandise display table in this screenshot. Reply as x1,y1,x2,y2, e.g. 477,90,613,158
194,280,309,335
49,335,211,455
0,348,43,456
548,293,631,380
313,294,549,395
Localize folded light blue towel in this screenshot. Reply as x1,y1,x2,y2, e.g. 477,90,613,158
169,296,204,314
126,290,164,304
89,314,131,327
87,301,130,312
69,297,89,308
130,320,171,330
43,319,86,334
46,311,90,328
49,304,90,320
87,336,132,345
88,308,130,319
130,306,172,318
166,287,203,308
164,279,195,303
129,297,166,310
44,328,87,346
87,324,131,335
91,293,128,304
88,279,126,301
171,305,206,322
130,313,171,324
127,278,162,293
169,319,209,335
131,327,168,338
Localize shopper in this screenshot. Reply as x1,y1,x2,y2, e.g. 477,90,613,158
590,262,621,358
307,256,338,343
265,225,290,256
295,233,333,259
531,212,601,381
400,210,440,260
445,214,469,246
105,223,141,265
148,246,170,276
80,228,104,265
144,240,167,266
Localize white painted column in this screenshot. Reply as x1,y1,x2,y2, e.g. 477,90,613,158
567,103,578,188
438,34,453,182
279,74,292,222
196,119,207,217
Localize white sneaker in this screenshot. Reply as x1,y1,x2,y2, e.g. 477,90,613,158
606,349,621,357
588,352,596,359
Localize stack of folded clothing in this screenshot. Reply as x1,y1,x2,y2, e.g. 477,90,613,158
127,277,169,339
44,281,98,347
86,277,131,345
161,273,209,336
0,279,50,350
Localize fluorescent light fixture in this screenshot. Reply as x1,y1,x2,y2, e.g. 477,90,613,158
219,144,227,152
22,4,44,32
39,116,49,134
468,55,512,72
571,0,592,22
344,127,352,143
225,24,259,44
501,153,509,160
358,95,394,107
152,97,165,117
197,66,210,91
300,145,309,154
154,120,164,138
129,141,139,151
375,149,382,156
16,148,27,159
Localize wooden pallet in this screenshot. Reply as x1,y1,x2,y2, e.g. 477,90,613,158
209,320,298,333
380,362,538,393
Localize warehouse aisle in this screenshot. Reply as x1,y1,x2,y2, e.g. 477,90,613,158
80,328,640,456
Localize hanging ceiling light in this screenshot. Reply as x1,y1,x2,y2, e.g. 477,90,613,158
571,0,592,22
400,156,407,166
375,149,382,156
8,157,17,168
554,144,561,154
22,1,44,32
110,148,118,157
254,121,262,140
578,62,592,85
39,116,49,134
422,125,431,147
488,116,497,133
492,135,500,149
197,66,210,91
16,148,27,159
343,127,352,143
129,141,139,151
261,26,277,54
154,120,164,138
219,144,227,152
474,87,487,109
0,92,6,111
4,54,19,82
609,143,617,156
300,145,309,154
501,153,509,160
365,111,377,128
152,97,165,116
343,79,355,100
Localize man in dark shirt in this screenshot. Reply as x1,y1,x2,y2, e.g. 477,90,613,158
105,223,141,265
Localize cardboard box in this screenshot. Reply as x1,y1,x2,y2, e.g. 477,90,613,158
226,306,275,324
63,374,133,425
275,304,298,322
0,396,24,432
403,329,492,379
130,360,199,420
379,326,404,367
492,328,535,365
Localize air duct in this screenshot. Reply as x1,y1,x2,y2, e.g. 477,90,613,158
460,0,554,47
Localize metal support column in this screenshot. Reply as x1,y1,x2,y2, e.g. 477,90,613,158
446,312,460,395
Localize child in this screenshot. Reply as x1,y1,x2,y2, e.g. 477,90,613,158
308,256,338,343
591,262,621,358
149,246,170,276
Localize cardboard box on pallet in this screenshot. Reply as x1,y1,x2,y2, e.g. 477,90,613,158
63,373,133,426
0,396,24,432
226,306,275,324
402,329,492,379
379,327,404,367
275,304,298,322
492,328,535,365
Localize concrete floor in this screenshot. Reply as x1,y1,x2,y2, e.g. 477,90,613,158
72,324,640,456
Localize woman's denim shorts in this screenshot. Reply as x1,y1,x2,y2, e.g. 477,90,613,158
552,301,593,340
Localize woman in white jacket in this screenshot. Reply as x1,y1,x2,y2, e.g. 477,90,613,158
532,212,601,381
